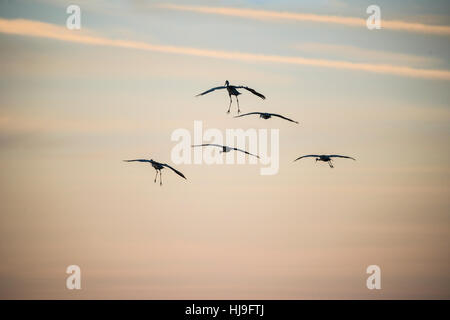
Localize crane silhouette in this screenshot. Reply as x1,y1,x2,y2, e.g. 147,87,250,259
123,158,186,186
294,154,355,168
192,144,259,158
196,80,265,114
234,112,298,124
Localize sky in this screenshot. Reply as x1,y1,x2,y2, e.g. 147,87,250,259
0,0,449,299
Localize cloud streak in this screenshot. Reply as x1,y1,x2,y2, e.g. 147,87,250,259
294,43,440,67
160,4,450,36
0,18,449,80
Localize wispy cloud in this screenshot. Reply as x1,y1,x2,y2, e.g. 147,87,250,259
160,4,450,36
1,18,449,80
294,43,441,67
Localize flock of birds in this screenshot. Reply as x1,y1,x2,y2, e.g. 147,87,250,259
124,80,355,185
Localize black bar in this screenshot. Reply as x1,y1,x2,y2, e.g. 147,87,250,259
1,300,447,319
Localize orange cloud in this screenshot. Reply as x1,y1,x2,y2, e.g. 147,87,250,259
0,18,449,80
160,4,450,36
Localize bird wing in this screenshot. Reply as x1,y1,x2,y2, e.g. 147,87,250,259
162,163,187,179
294,155,320,161
232,147,260,158
233,112,262,118
191,144,223,148
123,159,151,163
235,86,266,99
329,155,356,160
270,113,299,124
195,86,226,97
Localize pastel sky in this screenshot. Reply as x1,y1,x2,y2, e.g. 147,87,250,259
0,0,449,299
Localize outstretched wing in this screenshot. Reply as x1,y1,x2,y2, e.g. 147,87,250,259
191,144,223,149
195,86,226,97
232,147,260,158
233,112,263,119
235,86,266,99
329,155,356,160
123,159,151,163
294,155,320,162
162,163,186,179
270,113,299,124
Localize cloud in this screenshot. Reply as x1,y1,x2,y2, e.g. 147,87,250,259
0,18,449,80
294,43,441,67
160,4,450,36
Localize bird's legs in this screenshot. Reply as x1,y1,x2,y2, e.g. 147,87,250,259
328,160,334,168
159,170,163,186
236,95,241,114
154,170,158,183
227,95,232,113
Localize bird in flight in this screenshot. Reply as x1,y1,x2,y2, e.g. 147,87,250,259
234,112,298,124
123,158,186,186
192,144,259,158
294,154,355,168
196,80,265,114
